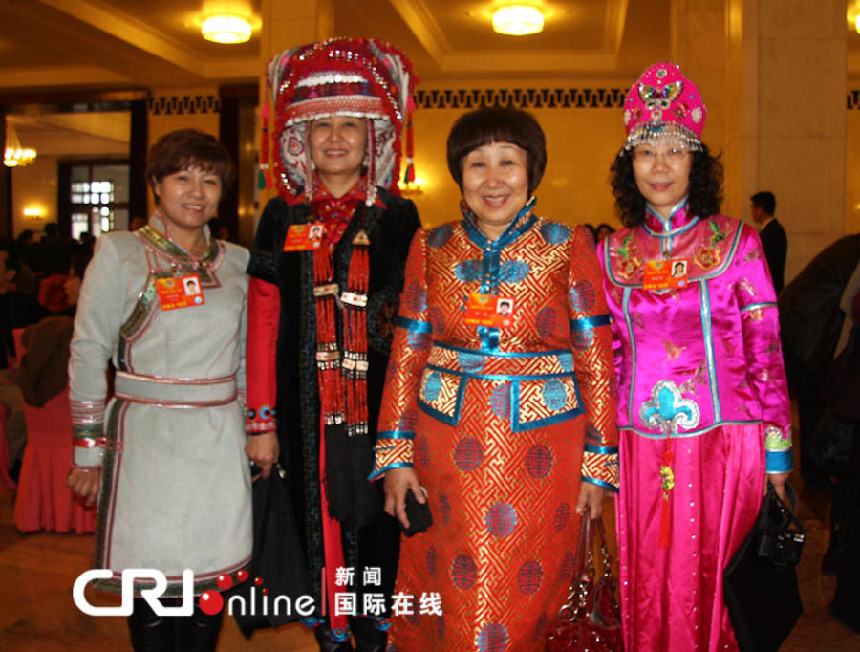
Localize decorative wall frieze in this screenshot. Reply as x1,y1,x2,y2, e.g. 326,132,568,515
148,95,220,116
414,88,627,110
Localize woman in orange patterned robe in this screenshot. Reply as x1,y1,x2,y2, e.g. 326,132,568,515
371,107,619,651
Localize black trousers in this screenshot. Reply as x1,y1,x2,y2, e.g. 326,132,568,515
127,597,224,652
832,433,860,632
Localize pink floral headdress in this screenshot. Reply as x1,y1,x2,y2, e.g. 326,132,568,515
622,62,706,153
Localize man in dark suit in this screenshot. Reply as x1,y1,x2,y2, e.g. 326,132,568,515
750,191,787,293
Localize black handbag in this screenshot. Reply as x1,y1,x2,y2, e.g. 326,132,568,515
723,483,805,652
231,464,310,637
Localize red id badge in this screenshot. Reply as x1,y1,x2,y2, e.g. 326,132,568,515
642,258,689,291
283,223,324,251
156,274,205,311
463,293,515,328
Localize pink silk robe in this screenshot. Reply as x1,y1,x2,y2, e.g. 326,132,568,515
373,208,618,651
598,204,793,652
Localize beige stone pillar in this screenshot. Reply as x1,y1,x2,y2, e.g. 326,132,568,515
741,0,847,281
673,0,848,283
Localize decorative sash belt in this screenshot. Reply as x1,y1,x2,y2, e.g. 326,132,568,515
114,371,237,407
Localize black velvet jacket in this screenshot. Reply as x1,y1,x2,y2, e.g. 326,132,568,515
247,188,420,617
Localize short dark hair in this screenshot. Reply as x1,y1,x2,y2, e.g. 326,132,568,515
750,191,776,216
609,144,723,228
446,106,547,196
0,239,18,272
146,129,235,200
70,252,92,279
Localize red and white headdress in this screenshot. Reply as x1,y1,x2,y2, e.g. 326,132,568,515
262,37,417,206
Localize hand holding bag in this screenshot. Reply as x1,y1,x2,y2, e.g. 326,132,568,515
723,483,805,652
546,510,624,652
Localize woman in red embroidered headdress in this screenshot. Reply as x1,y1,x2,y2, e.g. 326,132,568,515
599,62,792,651
244,37,420,651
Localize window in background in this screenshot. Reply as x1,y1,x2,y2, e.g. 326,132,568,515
65,162,129,238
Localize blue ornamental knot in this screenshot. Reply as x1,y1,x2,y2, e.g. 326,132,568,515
640,380,700,433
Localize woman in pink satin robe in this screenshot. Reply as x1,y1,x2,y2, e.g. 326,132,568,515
597,62,793,651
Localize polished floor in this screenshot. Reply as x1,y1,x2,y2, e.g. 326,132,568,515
0,475,858,651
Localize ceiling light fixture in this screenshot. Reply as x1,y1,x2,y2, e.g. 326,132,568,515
4,123,36,168
201,14,252,44
492,5,545,36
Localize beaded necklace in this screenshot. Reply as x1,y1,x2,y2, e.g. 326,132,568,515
309,176,373,436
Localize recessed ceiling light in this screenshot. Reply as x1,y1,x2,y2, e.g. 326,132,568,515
492,5,545,36
202,15,252,44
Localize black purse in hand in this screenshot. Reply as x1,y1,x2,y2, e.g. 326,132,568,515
723,483,805,652
401,487,432,537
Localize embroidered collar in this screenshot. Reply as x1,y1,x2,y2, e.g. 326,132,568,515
461,196,538,248
139,213,219,267
285,172,388,209
643,201,699,237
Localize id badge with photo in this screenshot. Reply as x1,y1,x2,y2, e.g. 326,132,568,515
283,223,324,251
642,258,689,291
463,293,515,328
156,274,205,311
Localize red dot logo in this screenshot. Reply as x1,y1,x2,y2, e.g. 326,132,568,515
198,590,224,615
216,574,233,591
236,570,248,583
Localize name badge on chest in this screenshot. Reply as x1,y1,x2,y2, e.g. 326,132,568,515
283,223,324,251
463,293,515,328
156,274,205,311
642,258,689,291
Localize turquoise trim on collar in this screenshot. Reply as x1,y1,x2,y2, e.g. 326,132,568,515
461,197,538,249
645,199,689,230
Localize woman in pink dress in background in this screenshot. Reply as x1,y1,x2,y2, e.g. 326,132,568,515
598,63,792,651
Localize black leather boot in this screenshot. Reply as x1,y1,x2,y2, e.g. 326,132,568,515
313,623,354,651
351,616,388,652
177,606,224,652
127,599,177,652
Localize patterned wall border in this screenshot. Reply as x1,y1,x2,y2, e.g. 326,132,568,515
148,95,220,116
414,88,627,110
144,90,860,112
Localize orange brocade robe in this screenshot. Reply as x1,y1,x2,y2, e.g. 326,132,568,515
371,207,619,651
